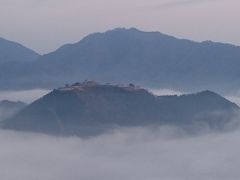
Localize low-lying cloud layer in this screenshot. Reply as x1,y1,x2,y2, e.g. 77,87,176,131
0,88,239,179
1,127,240,180
0,89,50,103
226,94,240,107
149,88,184,96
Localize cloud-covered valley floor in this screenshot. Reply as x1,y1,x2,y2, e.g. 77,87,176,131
1,89,240,179
1,127,240,180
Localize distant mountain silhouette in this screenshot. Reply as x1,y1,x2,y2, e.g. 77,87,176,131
2,28,240,92
0,37,39,63
2,82,239,136
0,37,39,90
0,100,26,121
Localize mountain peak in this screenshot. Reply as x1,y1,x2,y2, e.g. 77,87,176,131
194,90,232,102
57,81,147,94
3,27,240,93
102,27,170,38
194,90,219,97
0,37,39,62
106,27,141,33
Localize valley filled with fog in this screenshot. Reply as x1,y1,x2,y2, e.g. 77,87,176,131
0,88,240,179
1,127,240,180
1,0,239,179
0,89,50,104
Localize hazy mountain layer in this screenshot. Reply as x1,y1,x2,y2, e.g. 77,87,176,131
0,37,40,90
0,37,39,63
0,100,26,121
2,28,240,92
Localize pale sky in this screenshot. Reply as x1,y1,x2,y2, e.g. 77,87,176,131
0,0,239,54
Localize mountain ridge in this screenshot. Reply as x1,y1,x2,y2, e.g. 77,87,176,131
0,37,39,62
2,28,240,93
34,28,240,92
2,82,239,136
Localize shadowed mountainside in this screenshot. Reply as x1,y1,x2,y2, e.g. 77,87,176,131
2,81,239,136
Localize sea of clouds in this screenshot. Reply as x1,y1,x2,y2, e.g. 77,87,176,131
0,89,50,103
0,127,240,180
0,88,240,180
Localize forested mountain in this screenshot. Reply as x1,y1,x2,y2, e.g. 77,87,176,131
2,82,239,136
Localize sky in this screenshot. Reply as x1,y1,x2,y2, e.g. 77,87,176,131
0,0,239,54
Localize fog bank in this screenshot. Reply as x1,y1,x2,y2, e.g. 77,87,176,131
149,88,184,96
1,127,240,180
0,89,50,103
